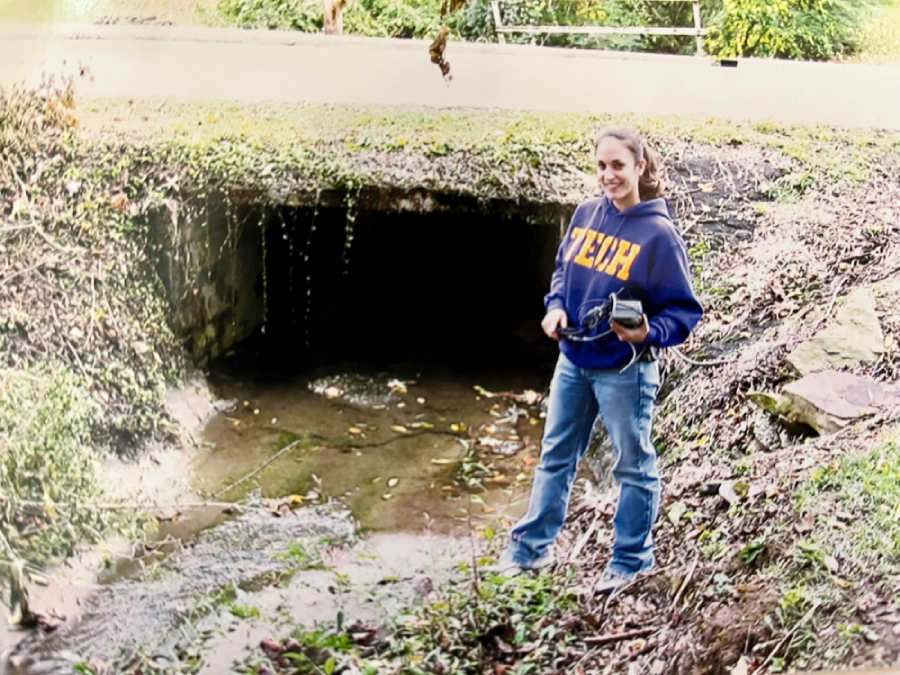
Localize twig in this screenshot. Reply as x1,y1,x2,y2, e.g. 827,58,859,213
759,602,819,672
213,439,306,499
670,554,698,612
6,499,255,511
0,224,40,233
0,257,53,288
584,627,655,645
670,346,737,367
818,275,847,328
568,511,602,563
50,302,89,376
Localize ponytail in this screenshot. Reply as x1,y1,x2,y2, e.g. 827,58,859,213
595,128,664,202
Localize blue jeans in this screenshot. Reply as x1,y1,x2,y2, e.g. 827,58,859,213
508,353,661,575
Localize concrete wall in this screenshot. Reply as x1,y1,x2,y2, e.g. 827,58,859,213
150,193,264,364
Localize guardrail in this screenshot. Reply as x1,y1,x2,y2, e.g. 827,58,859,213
491,0,706,55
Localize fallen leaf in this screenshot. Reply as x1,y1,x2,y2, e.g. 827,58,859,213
824,555,840,573
719,480,741,505
381,493,393,500
387,478,399,488
431,458,453,465
862,627,880,643
391,425,409,434
729,656,749,675
795,516,815,534
667,500,687,525
348,427,364,435
387,379,407,394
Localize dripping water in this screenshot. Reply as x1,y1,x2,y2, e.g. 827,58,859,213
279,208,296,329
302,191,320,348
340,191,357,276
259,204,268,335
225,190,238,328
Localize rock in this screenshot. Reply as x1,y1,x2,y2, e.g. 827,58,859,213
780,370,900,435
751,408,783,451
787,288,884,375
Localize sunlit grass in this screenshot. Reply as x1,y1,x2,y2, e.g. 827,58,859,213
850,2,900,65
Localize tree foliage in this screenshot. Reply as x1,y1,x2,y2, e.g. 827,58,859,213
706,0,870,60
218,0,873,60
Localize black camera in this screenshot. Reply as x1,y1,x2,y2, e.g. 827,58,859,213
610,298,644,329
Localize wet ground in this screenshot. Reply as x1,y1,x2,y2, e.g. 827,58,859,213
194,368,549,535
1,366,551,674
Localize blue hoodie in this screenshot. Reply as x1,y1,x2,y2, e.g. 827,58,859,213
545,196,703,370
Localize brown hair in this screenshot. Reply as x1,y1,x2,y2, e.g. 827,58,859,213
595,128,664,202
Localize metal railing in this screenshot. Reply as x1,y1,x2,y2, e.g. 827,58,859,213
491,0,706,55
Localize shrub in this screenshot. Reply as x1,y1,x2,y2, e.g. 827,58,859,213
218,0,443,37
705,0,870,60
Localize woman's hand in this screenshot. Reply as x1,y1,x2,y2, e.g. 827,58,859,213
611,315,649,343
541,309,569,342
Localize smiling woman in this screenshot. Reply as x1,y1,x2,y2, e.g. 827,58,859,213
496,127,704,592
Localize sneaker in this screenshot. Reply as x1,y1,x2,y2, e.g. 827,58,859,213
487,548,556,577
593,567,636,595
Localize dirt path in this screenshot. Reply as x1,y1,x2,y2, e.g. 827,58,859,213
2,23,899,129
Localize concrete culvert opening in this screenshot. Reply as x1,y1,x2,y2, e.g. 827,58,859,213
156,190,571,378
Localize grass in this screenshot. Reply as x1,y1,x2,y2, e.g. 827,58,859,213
77,98,900,203
796,434,900,575
851,1,900,65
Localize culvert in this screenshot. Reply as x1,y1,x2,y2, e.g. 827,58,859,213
150,188,573,376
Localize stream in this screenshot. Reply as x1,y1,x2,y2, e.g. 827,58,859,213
1,365,551,674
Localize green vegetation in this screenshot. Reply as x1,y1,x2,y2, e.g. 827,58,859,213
706,0,868,60
240,564,584,675
852,0,900,63
0,370,103,566
0,0,895,63
203,584,264,620
216,0,882,60
798,436,900,574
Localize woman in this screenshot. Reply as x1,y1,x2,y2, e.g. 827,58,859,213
496,128,703,594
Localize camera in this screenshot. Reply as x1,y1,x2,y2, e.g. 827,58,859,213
610,298,644,329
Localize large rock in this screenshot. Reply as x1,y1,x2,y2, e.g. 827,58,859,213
787,288,884,375
780,371,900,435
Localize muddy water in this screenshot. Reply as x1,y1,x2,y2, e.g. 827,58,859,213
195,368,548,535
5,507,356,674
2,367,550,674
